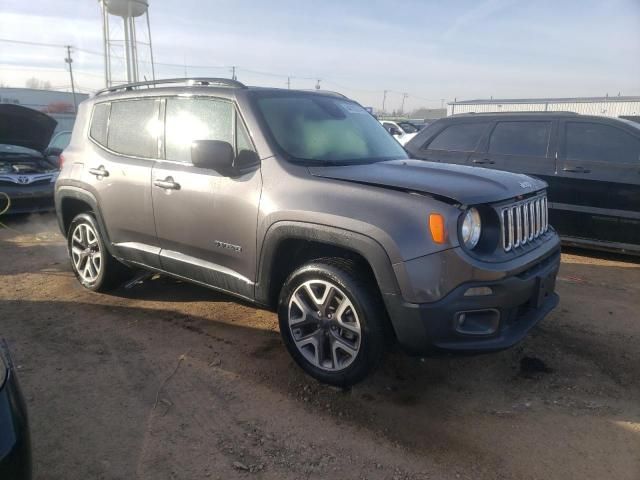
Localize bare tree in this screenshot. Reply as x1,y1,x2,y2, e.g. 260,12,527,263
25,77,52,90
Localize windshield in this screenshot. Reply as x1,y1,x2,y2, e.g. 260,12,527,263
398,122,419,133
48,131,72,150
256,94,408,165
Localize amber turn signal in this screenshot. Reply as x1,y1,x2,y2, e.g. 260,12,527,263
429,213,446,244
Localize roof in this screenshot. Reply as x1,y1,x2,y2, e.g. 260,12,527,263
93,78,349,101
449,96,640,105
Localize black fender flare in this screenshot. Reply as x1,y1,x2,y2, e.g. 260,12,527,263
255,221,401,306
55,186,117,257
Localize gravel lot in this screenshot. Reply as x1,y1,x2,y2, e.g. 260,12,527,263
1,213,639,480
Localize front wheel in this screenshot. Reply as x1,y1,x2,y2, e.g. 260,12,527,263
278,259,387,386
67,213,129,292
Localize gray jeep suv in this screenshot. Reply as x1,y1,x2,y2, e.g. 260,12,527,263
55,78,560,386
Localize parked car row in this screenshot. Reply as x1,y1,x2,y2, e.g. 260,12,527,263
404,112,640,254
379,119,422,145
3,101,637,256
0,104,70,215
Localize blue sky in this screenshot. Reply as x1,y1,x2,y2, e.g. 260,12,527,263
0,0,639,111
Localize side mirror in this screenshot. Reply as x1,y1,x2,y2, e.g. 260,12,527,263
191,140,235,175
390,128,402,136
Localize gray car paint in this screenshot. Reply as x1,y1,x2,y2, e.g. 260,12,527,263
308,159,546,205
55,85,560,347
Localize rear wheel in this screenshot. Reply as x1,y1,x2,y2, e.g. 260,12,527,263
278,259,386,386
68,213,129,292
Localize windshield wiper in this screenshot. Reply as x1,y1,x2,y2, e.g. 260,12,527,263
294,159,350,167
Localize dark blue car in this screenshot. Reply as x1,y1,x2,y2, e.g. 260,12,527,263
0,340,31,479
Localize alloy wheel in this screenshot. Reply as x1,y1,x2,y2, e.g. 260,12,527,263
70,222,102,284
288,279,362,371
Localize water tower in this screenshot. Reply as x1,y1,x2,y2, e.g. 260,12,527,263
99,0,155,86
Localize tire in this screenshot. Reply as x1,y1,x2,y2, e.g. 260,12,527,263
278,258,387,386
67,213,129,292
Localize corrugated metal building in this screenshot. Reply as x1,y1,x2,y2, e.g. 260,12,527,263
447,96,640,119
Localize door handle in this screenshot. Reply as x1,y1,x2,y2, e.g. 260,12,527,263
562,166,591,173
153,177,181,190
88,165,109,177
472,159,495,165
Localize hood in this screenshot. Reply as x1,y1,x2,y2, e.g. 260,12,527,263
308,159,547,205
0,104,57,153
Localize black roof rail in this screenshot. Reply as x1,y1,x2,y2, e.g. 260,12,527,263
454,111,579,116
298,89,348,99
94,77,247,97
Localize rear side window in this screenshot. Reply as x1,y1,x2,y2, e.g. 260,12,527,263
107,99,159,158
89,103,110,146
426,123,488,152
488,121,551,156
566,122,640,163
165,97,233,163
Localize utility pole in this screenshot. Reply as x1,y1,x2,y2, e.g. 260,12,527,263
441,98,445,109
287,76,291,89
315,79,321,90
231,66,237,81
382,90,387,114
64,45,77,114
400,93,408,115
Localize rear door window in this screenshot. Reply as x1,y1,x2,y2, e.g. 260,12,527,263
565,122,640,163
426,123,489,152
107,99,159,158
164,97,233,163
488,121,551,156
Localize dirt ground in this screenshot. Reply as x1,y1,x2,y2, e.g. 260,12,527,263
0,212,638,480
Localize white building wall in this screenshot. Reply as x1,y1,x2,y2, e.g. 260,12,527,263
447,99,640,118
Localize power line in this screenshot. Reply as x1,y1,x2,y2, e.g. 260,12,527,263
0,38,67,49
0,37,448,108
0,64,106,79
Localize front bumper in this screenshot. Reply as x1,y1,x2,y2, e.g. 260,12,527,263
0,183,55,215
0,344,31,480
386,247,560,356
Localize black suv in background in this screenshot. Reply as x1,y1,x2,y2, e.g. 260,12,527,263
405,113,640,254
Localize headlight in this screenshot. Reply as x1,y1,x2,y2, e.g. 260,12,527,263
461,208,482,249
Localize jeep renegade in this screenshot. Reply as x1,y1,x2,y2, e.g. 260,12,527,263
55,78,560,386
